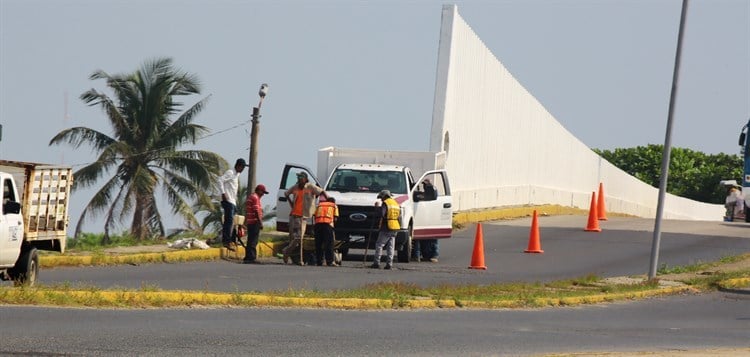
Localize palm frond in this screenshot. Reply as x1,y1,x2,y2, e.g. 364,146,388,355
48,126,116,151
155,151,222,190
73,176,123,237
79,89,131,137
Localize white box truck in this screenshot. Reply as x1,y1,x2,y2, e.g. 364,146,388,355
0,160,72,286
276,147,452,263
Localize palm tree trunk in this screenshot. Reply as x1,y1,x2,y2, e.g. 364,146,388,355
132,194,147,240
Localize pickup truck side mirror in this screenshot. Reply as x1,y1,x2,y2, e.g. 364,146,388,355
3,201,20,214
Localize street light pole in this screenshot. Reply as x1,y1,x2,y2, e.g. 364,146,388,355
247,83,268,192
648,0,688,280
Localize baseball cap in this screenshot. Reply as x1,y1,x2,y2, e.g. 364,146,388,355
377,190,391,199
255,184,269,194
296,172,308,179
235,158,248,167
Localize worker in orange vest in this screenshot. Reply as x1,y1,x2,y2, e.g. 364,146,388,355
313,197,339,266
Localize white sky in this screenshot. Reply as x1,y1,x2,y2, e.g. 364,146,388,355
1,0,748,234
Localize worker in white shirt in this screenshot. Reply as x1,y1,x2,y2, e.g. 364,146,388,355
218,158,247,250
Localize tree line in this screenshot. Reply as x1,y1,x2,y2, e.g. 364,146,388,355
594,145,742,204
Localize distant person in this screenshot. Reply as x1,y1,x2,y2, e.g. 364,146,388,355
371,190,400,270
413,179,440,263
724,185,745,221
282,171,327,264
218,158,246,251
314,197,339,266
422,178,437,200
243,184,269,264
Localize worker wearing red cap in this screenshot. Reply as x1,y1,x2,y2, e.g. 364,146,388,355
243,184,270,264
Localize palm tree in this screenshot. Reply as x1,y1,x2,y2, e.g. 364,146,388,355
49,58,224,242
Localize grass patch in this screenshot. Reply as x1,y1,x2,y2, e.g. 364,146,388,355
12,251,749,310
63,231,284,254
677,269,750,289
66,232,166,252
0,272,713,310
657,253,750,275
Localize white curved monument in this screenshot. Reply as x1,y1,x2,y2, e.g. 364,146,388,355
430,5,722,220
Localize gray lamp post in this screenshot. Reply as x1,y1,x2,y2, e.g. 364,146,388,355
247,83,268,192
648,0,688,280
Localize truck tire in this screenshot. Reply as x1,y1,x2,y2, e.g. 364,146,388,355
9,247,38,287
397,224,413,263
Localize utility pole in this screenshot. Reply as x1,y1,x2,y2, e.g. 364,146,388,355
247,83,269,191
649,0,688,280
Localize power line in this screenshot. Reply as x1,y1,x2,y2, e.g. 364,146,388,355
66,119,251,168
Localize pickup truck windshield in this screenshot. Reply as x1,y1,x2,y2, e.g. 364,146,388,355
326,169,407,194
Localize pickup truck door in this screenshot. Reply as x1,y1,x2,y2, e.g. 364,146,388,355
0,177,23,267
411,170,452,239
275,163,321,232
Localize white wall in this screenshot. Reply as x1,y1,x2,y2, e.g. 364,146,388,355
430,5,723,221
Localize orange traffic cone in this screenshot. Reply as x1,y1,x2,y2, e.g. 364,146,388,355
597,182,608,221
524,210,544,253
585,191,601,232
469,223,487,270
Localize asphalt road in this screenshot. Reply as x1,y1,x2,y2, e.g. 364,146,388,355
1,292,748,356
37,216,750,292
5,216,750,356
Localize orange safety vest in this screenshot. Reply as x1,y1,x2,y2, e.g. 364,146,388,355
314,201,337,225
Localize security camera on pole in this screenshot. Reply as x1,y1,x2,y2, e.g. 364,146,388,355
247,83,268,191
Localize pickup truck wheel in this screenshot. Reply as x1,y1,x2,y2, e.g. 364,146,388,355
10,247,38,287
397,224,413,263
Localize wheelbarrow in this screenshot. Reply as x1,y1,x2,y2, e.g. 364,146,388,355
286,237,346,266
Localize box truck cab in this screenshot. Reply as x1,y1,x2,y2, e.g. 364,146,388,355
0,172,27,282
276,162,452,262
0,160,71,286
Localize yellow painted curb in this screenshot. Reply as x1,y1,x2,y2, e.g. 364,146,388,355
718,277,750,289
0,285,694,310
0,288,392,309
41,249,220,267
40,241,288,268
452,204,633,227
536,286,697,306
452,205,585,226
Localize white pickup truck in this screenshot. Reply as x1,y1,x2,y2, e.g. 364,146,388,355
0,160,72,286
276,147,452,262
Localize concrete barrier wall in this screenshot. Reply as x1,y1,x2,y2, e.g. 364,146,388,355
430,5,723,221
